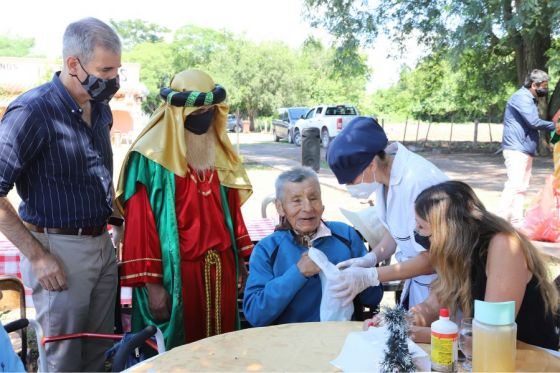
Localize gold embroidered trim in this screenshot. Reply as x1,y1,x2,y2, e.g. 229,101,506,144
121,258,163,264
121,272,163,280
239,244,253,252
204,249,222,337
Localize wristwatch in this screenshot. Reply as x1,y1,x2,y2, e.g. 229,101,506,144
108,216,124,226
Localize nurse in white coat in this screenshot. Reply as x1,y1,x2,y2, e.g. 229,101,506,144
326,116,448,309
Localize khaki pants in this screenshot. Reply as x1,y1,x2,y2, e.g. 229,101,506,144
21,231,117,372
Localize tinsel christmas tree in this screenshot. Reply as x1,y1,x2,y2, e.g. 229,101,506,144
380,305,415,373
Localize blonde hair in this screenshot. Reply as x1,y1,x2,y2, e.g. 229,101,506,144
415,180,558,318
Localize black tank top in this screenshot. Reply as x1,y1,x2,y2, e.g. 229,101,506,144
471,244,558,350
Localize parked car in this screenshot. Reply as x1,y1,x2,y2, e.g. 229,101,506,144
271,107,309,144
227,114,241,132
293,104,359,148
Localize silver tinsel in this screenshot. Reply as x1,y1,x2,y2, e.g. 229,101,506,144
380,306,416,373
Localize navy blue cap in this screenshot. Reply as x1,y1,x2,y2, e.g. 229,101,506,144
327,116,388,184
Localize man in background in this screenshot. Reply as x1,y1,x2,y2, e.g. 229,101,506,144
499,69,560,228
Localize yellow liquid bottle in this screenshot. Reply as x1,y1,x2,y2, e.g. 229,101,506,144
472,300,517,372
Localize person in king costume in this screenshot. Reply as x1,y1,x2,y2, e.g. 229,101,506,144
116,69,253,349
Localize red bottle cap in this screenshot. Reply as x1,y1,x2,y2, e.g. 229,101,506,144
439,308,449,317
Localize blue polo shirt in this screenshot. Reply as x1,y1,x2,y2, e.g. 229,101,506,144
0,72,114,228
502,87,555,156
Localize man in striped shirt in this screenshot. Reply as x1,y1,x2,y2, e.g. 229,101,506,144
0,18,121,371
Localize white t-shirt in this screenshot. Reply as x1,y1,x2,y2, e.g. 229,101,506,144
375,142,448,307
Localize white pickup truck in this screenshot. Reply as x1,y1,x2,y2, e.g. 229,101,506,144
293,104,360,148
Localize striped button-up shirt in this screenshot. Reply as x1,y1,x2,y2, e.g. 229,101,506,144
0,72,114,228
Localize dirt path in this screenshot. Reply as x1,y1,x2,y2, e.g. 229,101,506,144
235,133,554,217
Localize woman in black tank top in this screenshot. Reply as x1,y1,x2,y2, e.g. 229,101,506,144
412,181,558,350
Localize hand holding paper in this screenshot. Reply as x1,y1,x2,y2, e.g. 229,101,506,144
330,267,380,306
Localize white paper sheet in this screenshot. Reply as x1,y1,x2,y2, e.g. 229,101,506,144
330,326,430,372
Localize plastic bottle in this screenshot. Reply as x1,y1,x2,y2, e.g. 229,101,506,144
472,300,517,372
431,308,458,372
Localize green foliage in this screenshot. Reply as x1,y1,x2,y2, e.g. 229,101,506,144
110,19,170,51
124,42,173,112
303,0,560,121
121,22,369,120
0,35,34,57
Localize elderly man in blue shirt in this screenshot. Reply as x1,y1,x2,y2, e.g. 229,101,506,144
243,166,383,326
499,69,560,228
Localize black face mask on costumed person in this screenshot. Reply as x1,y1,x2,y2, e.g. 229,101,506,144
184,107,215,134
414,230,432,250
71,58,120,104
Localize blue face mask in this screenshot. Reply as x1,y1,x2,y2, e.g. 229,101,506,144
184,107,215,135
72,58,120,104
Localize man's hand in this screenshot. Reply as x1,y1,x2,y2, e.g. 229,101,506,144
146,283,171,321
110,224,124,249
238,261,249,292
330,267,379,306
296,252,321,277
30,252,68,291
336,251,377,270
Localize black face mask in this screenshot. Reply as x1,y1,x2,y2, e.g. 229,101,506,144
414,230,431,250
184,108,215,134
71,58,120,104
536,88,549,97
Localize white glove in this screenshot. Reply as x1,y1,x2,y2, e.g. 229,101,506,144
110,223,125,249
336,251,377,270
330,267,380,306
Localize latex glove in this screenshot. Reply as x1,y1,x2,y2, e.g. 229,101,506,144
330,267,379,306
110,223,124,249
336,251,377,270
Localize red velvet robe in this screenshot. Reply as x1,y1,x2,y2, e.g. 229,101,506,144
121,167,253,343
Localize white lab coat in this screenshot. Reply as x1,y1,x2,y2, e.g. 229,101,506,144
375,142,448,308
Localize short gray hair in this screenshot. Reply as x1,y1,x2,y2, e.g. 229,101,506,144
275,166,319,201
63,17,121,65
524,69,549,88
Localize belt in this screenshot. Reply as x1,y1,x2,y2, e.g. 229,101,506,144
24,222,106,237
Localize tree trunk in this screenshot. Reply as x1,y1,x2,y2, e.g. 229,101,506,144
510,0,552,155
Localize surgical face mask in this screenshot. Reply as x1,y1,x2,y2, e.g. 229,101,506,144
536,87,549,97
72,58,120,104
184,107,215,134
346,169,380,199
414,230,431,250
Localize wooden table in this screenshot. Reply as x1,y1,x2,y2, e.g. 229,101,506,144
128,321,560,372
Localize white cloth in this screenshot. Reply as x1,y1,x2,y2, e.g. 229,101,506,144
374,142,448,308
499,149,533,227
308,247,354,321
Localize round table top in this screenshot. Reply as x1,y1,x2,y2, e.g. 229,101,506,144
129,321,560,372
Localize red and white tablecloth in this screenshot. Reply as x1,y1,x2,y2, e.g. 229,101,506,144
246,217,276,243
0,219,276,308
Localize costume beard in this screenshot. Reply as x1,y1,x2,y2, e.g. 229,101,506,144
184,127,217,171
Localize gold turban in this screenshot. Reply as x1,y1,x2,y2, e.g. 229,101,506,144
115,69,252,213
